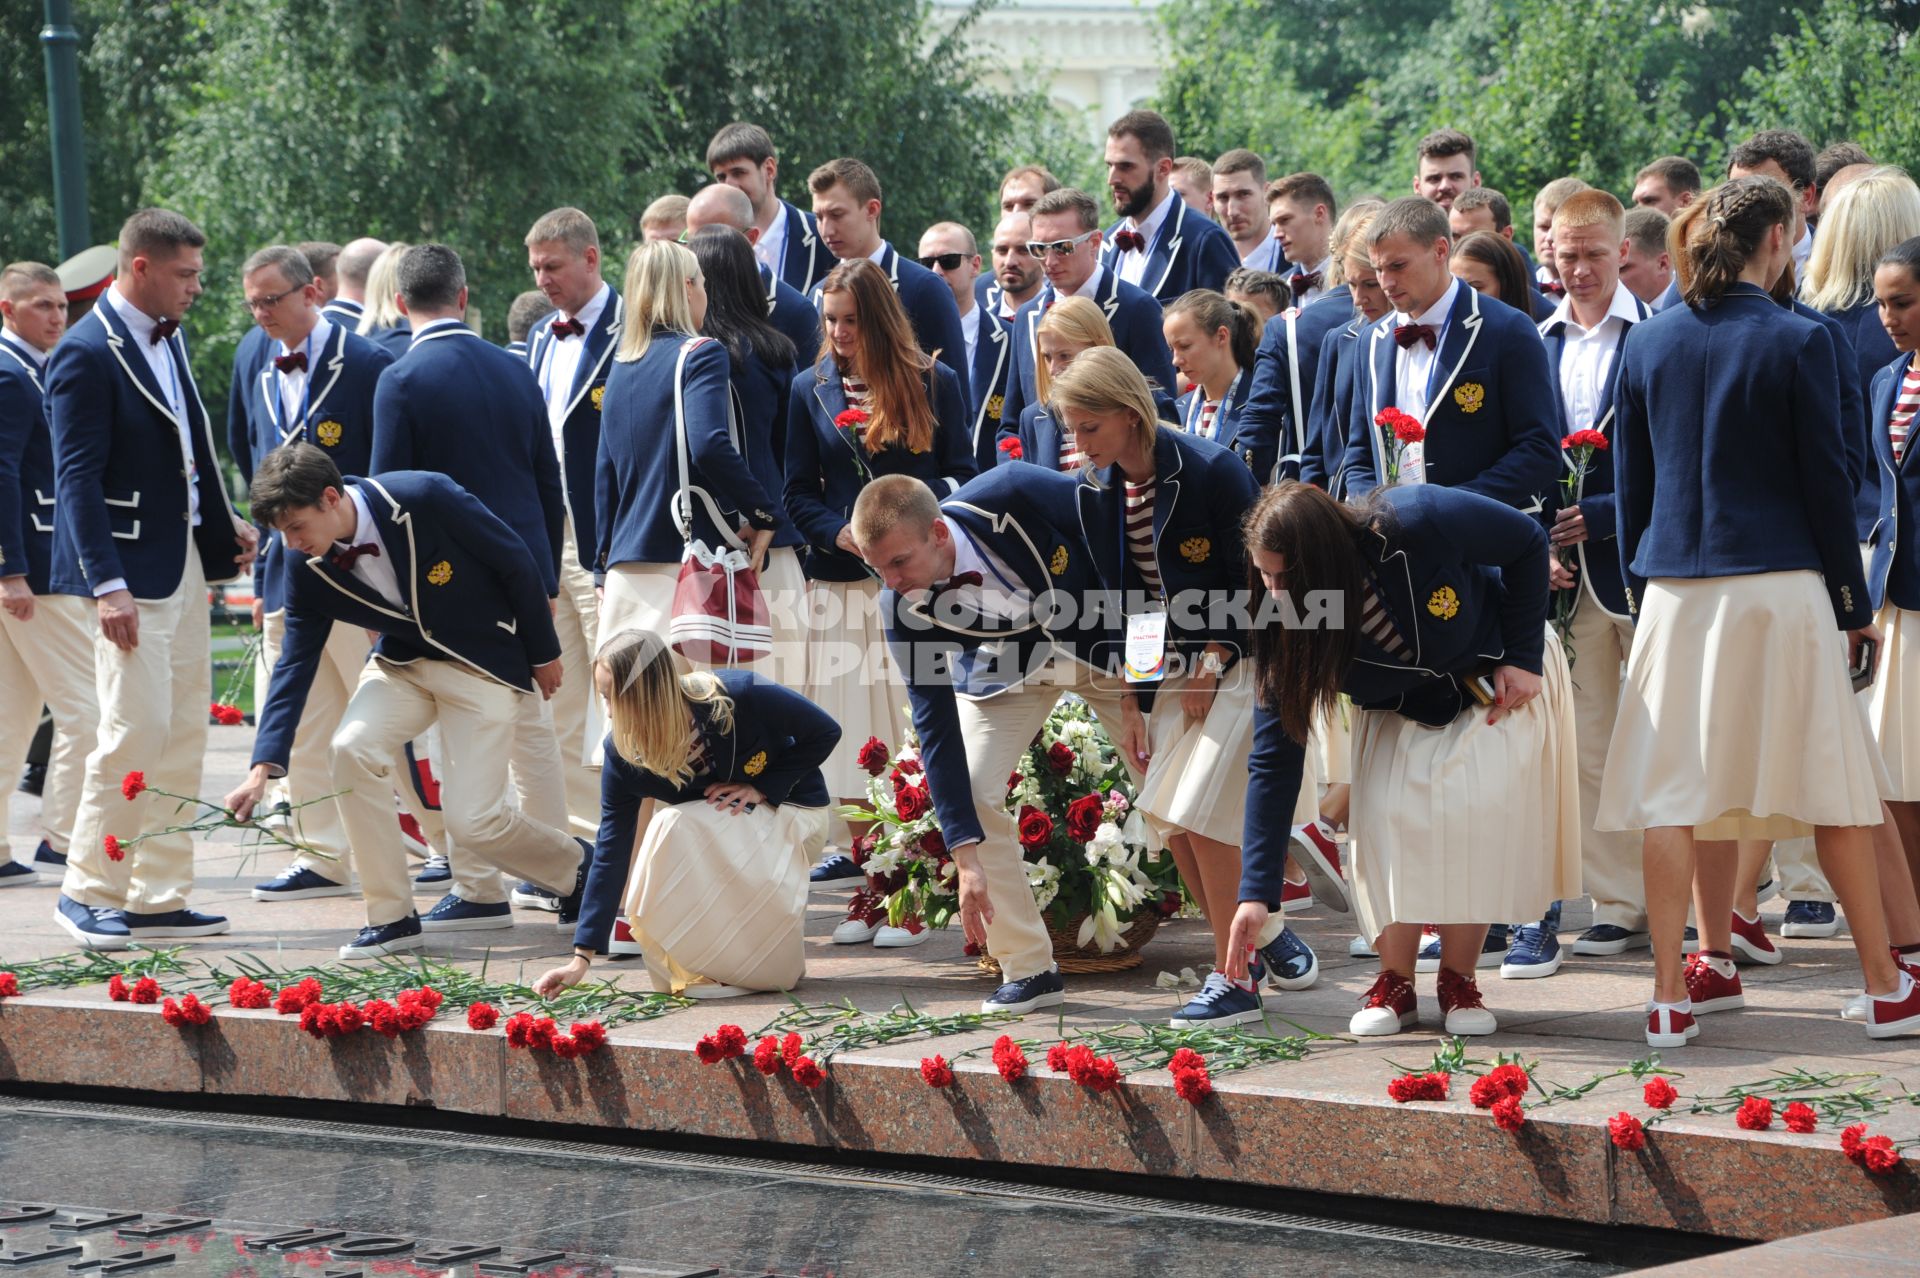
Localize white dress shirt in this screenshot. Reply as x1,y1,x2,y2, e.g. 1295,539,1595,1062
1068,264,1108,303
1793,224,1814,278
939,515,1029,625
1542,284,1642,435
0,328,48,372
1392,277,1461,422
958,300,981,371
274,317,332,430
102,286,199,528
755,203,790,278
1115,190,1175,289
538,281,610,453
337,485,404,610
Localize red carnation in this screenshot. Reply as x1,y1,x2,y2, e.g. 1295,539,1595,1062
227,977,271,1009
1174,1068,1213,1106
273,977,323,1015
211,702,244,726
1082,1056,1122,1093
120,770,147,800
108,973,130,1002
695,1036,725,1064
1783,1102,1817,1134
504,1012,535,1048
1609,1113,1647,1151
1065,793,1104,844
1046,1042,1071,1072
1470,1063,1529,1109
160,994,212,1028
856,736,890,776
920,1055,955,1088
1562,429,1610,452
1016,805,1054,848
998,438,1024,460
130,977,161,1005
1168,1047,1207,1076
328,1000,364,1034
834,408,869,430
1842,1122,1868,1162
781,1031,804,1069
549,1034,581,1060
1046,742,1075,775
569,1020,607,1053
526,1016,558,1051
364,999,404,1038
1863,1135,1903,1175
1386,1072,1450,1103
753,1035,782,1074
791,1055,826,1088
1642,1076,1678,1110
1735,1096,1773,1131
1375,407,1425,444
103,834,124,862
0,972,17,998
990,1035,1028,1083
711,1023,747,1058
1491,1096,1526,1131
466,1002,499,1031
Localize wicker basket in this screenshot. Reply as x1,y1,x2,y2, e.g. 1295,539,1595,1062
974,910,1163,977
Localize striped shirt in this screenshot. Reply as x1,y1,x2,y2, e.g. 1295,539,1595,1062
1892,365,1920,464
1058,425,1087,473
1123,480,1163,597
1357,574,1411,662
1197,399,1220,442
842,374,872,447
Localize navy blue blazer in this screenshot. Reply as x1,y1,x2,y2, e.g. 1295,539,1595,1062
239,324,394,612
320,298,364,329
371,320,565,596
225,325,272,477
1336,284,1560,510
998,270,1175,435
251,472,562,772
1787,301,1869,539
966,304,1013,473
1538,292,1651,620
773,200,829,296
1823,299,1897,540
571,670,838,952
45,300,245,600
366,321,412,358
1867,352,1920,610
1303,313,1367,495
762,264,821,367
1237,290,1355,483
781,357,976,581
1099,192,1240,303
884,463,1122,847
1240,485,1551,904
727,341,803,549
0,340,58,595
809,242,972,409
595,333,781,575
1651,276,1683,314
1613,284,1870,629
525,292,624,573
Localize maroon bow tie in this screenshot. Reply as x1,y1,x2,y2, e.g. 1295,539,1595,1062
150,318,179,344
1290,271,1322,297
1394,323,1438,351
1112,229,1146,254
550,317,585,339
273,350,307,374
1539,280,1566,299
927,570,983,601
329,542,381,571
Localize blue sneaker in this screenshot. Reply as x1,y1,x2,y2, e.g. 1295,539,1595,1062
1170,972,1265,1028
981,965,1066,1014
1571,923,1650,955
412,853,451,891
1781,900,1840,938
251,865,355,901
510,881,560,912
557,837,591,928
1254,927,1320,991
1415,925,1508,973
0,860,38,888
418,893,513,932
54,894,130,951
339,914,426,961
809,852,865,891
1501,902,1565,978
123,908,230,938
31,840,66,870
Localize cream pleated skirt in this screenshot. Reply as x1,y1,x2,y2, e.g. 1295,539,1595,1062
1348,627,1582,938
598,561,680,642
1870,602,1920,800
623,800,829,995
1316,696,1353,787
803,577,905,796
1138,672,1317,846
1598,573,1888,838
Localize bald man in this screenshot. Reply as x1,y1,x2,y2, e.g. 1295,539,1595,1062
687,184,820,360
327,237,387,328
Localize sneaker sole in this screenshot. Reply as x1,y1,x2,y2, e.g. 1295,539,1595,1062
126,923,231,939
509,894,560,912
419,916,515,932
831,926,883,944
1265,955,1320,992
1646,1022,1700,1048
1349,1009,1417,1036
53,911,131,952
338,934,428,960
1864,1009,1920,1038
683,985,752,999
809,875,867,892
1288,829,1350,914
1347,939,1377,958
1444,1014,1499,1036
982,989,1066,1015
1781,922,1841,938
1500,953,1565,979
1692,994,1746,1014
607,940,644,957
250,885,358,901
1731,936,1784,965
0,875,43,889
873,930,929,948
1571,934,1650,956
1170,1005,1265,1029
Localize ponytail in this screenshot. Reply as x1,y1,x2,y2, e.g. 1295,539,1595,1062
1677,176,1794,307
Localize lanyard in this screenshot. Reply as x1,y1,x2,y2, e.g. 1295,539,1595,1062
1185,369,1242,438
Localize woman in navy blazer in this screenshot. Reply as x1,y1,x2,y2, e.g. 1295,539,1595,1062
595,240,782,640
534,629,839,1000
1600,178,1920,1048
1164,290,1258,453
1226,481,1578,1041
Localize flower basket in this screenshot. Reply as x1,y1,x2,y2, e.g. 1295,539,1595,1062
974,910,1164,976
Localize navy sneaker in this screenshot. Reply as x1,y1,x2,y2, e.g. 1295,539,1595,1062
1254,927,1320,991
339,914,426,960
31,840,65,870
55,894,130,950
419,893,513,932
510,881,561,912
1415,925,1508,973
1170,972,1265,1028
982,965,1066,1014
123,908,230,938
1501,902,1565,978
0,860,38,888
809,852,865,891
1571,923,1650,955
251,865,355,902
556,837,591,928
412,853,451,891
1781,900,1840,938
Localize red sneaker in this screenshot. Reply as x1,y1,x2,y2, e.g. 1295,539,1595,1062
1436,968,1497,1035
1684,952,1746,1013
1896,949,1920,983
1728,911,1782,965
831,889,886,944
609,919,643,956
1646,1003,1699,1047
1865,974,1920,1039
397,811,431,859
1349,970,1417,1036
1288,820,1350,914
1281,874,1314,909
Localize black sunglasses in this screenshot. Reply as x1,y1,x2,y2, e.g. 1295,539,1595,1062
918,252,967,271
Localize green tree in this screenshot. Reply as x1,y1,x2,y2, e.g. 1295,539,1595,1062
1725,0,1920,171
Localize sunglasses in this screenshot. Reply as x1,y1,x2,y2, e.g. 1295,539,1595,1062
1025,230,1096,258
918,252,968,271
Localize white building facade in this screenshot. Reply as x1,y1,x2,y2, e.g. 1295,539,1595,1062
932,0,1167,144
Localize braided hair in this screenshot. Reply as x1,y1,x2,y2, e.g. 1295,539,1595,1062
1674,176,1794,307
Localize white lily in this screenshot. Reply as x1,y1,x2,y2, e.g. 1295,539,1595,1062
1077,903,1128,952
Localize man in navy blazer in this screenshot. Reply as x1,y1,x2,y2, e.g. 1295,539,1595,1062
45,209,258,950
0,261,97,885
708,122,829,296
854,469,1126,1016
805,157,971,407
1236,289,1355,483
999,187,1176,435
919,221,1012,473
224,444,589,960
1099,110,1240,303
1336,199,1559,510
323,237,386,329
685,184,821,363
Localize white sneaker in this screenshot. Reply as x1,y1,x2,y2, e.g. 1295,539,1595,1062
1842,993,1868,1022
831,890,885,944
682,981,752,1000
874,919,929,947
1347,935,1377,958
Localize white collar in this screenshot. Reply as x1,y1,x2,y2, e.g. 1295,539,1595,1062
410,316,469,343
1,328,49,368
564,281,612,331
276,315,332,361
1545,282,1642,338
103,284,168,345
1296,255,1332,279
341,484,379,550
1124,188,1176,245
1069,264,1106,301
864,240,890,266
1397,278,1460,331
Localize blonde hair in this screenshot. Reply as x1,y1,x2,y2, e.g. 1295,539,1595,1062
1328,199,1385,285
1049,346,1160,464
1800,165,1920,312
1034,295,1115,403
850,473,942,549
357,241,410,334
615,239,700,363
597,630,734,787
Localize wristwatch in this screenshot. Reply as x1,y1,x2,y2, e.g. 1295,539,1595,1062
1198,650,1227,677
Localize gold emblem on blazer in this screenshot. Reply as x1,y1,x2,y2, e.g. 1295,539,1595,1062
1049,545,1069,576
427,561,453,586
986,393,1004,421
314,419,344,448
1178,536,1211,564
1453,382,1485,414
1427,585,1460,620
591,385,605,411
743,750,768,777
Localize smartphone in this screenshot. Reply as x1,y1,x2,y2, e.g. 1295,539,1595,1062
1852,637,1879,694
1466,674,1498,707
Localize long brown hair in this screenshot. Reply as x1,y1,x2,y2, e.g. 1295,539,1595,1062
1672,176,1794,307
1243,482,1384,744
817,258,936,454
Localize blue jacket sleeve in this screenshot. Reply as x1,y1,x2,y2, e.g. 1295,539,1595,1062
915,285,973,410
46,340,125,591
432,479,563,668
1239,701,1309,905
571,750,663,952
1612,338,1653,607
526,384,565,594
227,362,255,484
1579,490,1618,545
683,341,782,532
1238,317,1289,485
0,374,32,581
781,377,848,550
930,364,978,493
884,600,987,848
1302,334,1345,492
592,416,614,582
250,595,334,774
1337,364,1381,502
745,680,842,805
999,341,1029,442
1789,325,1872,629
1454,331,1560,509
368,368,413,476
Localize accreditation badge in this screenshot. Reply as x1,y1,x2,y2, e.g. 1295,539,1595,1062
1397,440,1427,486
1124,610,1169,683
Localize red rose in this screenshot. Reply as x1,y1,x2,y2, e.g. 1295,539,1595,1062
1006,770,1022,793
962,940,982,956
1386,1072,1450,1103
896,755,923,777
1783,1102,1817,1134
894,781,932,822
695,1036,725,1064
920,1055,955,1088
1608,1113,1647,1151
0,972,17,998
1863,1135,1902,1175
834,408,869,430
781,1031,804,1069
1046,742,1075,775
1490,1096,1525,1131
466,1002,499,1031
108,974,130,1002
1065,793,1104,843
1016,805,1053,848
570,1021,608,1053
210,702,244,726
791,1055,826,1088
120,771,147,800
849,831,876,864
856,736,890,776
130,977,161,1005
1174,1068,1213,1105
753,1035,782,1075
713,1024,747,1058
991,1035,1027,1083
103,834,124,862
1735,1096,1773,1131
998,438,1024,460
1155,888,1182,917
1642,1076,1678,1110
1046,1042,1071,1073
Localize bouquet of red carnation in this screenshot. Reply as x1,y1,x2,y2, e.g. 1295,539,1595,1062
1374,408,1425,485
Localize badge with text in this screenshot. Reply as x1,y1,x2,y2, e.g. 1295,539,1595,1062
1124,610,1169,683
1397,440,1427,486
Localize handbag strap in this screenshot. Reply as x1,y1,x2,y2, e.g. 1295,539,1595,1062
671,336,747,551
1277,309,1306,483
